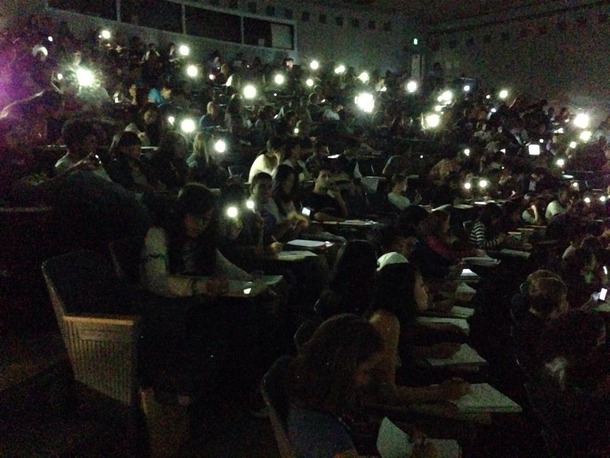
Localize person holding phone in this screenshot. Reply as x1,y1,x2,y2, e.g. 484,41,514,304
303,167,348,222
54,119,112,181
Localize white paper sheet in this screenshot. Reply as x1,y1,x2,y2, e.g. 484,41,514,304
450,383,522,413
426,344,487,367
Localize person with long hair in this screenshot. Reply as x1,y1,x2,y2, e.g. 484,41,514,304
315,240,377,319
125,102,162,146
187,131,228,188
286,314,440,458
149,131,189,190
107,131,163,193
141,184,256,399
468,202,507,249
419,209,481,263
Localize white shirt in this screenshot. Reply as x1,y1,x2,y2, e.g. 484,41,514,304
387,192,411,211
545,200,567,221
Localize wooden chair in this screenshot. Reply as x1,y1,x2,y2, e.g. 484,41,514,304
261,356,296,458
42,250,142,406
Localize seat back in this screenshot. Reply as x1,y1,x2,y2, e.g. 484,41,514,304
261,356,296,458
109,237,144,288
293,318,320,352
42,250,141,406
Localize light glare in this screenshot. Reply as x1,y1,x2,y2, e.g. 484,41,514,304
178,44,190,56
243,84,257,100
573,113,590,129
180,118,196,134
186,65,198,78
406,80,418,93
214,139,227,153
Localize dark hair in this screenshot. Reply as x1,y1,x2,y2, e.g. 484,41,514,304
419,209,450,238
251,171,273,188
273,164,299,208
540,310,606,364
528,277,567,319
287,314,383,415
110,131,141,158
284,137,300,160
62,119,96,149
370,262,421,325
390,173,407,189
477,202,504,226
163,183,218,275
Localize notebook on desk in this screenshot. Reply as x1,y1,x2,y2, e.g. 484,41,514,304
425,344,486,367
377,417,461,458
450,383,522,413
416,317,470,334
275,250,318,261
500,248,531,259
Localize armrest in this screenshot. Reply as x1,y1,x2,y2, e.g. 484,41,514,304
64,315,141,343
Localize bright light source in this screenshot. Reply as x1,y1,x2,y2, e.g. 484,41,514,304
490,108,497,113
434,105,443,112
76,67,95,87
168,116,175,125
186,65,198,78
486,94,491,100
539,138,544,144
424,113,441,129
600,196,607,203
463,182,472,190
178,44,190,56
573,113,590,129
556,158,565,167
579,130,592,142
274,73,285,85
528,144,541,156
358,71,370,83
406,80,418,93
293,128,300,135
555,127,565,134
310,60,320,70
463,85,471,92
438,90,453,104
334,64,346,75
355,92,375,113
246,199,255,210
499,89,509,100
180,118,196,134
57,73,63,81
305,78,314,87
99,30,111,40
572,182,579,189
243,84,257,100
209,73,215,81
500,148,507,153
47,36,53,42
420,155,424,159
464,148,471,156
413,38,419,45
479,179,489,189
226,206,239,218
584,196,592,204
214,139,227,153
569,141,578,149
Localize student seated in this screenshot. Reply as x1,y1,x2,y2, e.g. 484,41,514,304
303,168,348,222
286,314,439,458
